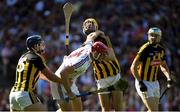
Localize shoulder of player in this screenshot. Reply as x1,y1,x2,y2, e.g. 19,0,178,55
157,43,165,50
138,42,150,53
25,51,42,61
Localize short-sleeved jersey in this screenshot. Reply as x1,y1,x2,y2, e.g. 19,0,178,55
135,42,166,81
92,36,121,80
12,51,46,92
56,42,93,80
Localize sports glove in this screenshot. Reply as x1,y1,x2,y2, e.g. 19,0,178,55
167,79,173,88
139,81,147,92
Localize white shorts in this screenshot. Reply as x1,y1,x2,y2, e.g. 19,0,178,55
9,91,40,110
96,73,121,90
50,80,80,101
135,80,160,99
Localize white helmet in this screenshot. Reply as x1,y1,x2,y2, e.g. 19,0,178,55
147,27,162,42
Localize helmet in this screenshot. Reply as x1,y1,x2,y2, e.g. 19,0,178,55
26,35,42,49
147,27,162,42
82,18,98,35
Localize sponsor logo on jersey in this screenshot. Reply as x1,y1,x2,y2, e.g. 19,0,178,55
150,59,161,66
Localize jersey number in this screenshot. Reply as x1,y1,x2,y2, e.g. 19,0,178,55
17,57,26,72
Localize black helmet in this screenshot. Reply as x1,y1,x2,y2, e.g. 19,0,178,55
26,35,42,49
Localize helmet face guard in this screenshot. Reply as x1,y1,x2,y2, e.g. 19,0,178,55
147,27,162,44
26,35,45,53
82,18,98,35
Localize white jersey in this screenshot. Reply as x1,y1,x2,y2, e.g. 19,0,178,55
50,42,93,100
56,42,93,80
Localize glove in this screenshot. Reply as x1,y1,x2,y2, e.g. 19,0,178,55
167,80,173,88
139,81,147,92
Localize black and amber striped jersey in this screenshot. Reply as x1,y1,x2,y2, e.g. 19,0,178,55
93,35,121,80
93,59,121,80
13,51,46,92
135,42,166,81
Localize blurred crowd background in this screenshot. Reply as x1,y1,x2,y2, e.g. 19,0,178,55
0,0,179,111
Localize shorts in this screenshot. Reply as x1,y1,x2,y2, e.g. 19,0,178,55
135,80,160,99
96,73,121,91
9,90,40,110
50,80,80,101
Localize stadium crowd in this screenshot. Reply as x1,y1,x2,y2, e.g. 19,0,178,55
0,0,179,111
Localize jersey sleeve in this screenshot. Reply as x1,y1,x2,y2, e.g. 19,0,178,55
136,46,147,61
161,49,167,61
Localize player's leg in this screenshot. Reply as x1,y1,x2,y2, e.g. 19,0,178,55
56,100,72,111
23,102,46,111
112,90,123,110
9,91,47,111
135,80,160,111
23,91,47,111
9,91,21,112
98,92,111,111
141,97,159,111
50,82,71,111
71,97,83,111
69,81,83,111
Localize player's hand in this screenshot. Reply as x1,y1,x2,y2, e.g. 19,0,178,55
139,81,147,92
167,79,173,88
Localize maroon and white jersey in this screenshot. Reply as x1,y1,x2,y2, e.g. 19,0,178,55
55,42,93,79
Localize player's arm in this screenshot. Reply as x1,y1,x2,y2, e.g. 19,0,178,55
103,47,116,61
41,67,62,84
130,55,142,81
160,60,174,88
85,30,105,43
59,65,75,97
39,73,50,81
131,55,147,92
159,48,172,88
160,61,171,80
34,55,62,84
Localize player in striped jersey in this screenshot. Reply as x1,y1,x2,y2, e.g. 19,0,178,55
9,35,63,111
82,18,124,111
130,27,173,111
